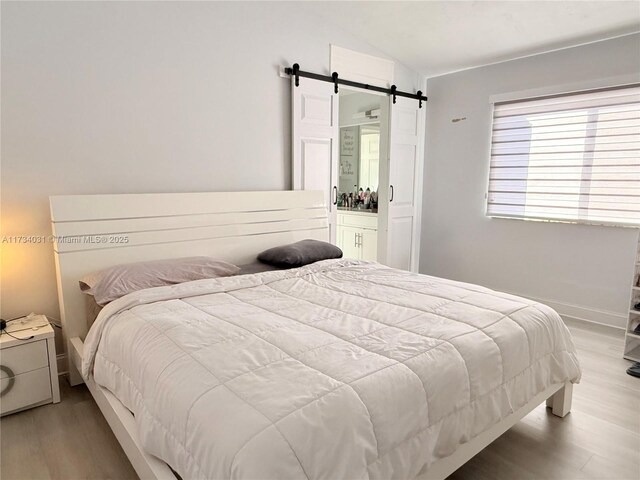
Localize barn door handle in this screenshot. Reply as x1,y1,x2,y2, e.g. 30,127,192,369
390,185,394,202
333,186,338,205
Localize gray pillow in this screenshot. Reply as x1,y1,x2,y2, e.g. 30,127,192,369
80,256,240,305
257,239,342,268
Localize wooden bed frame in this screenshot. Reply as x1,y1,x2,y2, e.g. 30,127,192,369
50,190,572,480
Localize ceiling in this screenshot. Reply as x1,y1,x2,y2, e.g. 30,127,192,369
302,1,640,77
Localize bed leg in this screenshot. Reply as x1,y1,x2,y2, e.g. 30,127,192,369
68,360,84,386
546,382,573,417
67,338,86,387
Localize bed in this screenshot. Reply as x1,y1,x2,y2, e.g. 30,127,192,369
50,190,581,480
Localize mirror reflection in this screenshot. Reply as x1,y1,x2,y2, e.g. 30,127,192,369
338,90,384,213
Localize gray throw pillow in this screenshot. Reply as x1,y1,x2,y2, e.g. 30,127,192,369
257,239,343,268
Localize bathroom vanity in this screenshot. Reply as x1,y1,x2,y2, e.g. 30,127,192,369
337,209,378,261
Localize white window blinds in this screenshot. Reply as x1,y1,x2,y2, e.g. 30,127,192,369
487,84,640,226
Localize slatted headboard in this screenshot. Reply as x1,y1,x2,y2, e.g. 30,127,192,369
50,190,328,382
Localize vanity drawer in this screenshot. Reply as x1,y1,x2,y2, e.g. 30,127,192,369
0,367,52,416
337,212,378,230
0,340,49,377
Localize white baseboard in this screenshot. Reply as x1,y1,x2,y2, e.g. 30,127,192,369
545,300,626,331
503,291,626,331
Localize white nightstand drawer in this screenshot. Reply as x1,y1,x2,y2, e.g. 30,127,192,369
0,367,52,416
0,340,49,377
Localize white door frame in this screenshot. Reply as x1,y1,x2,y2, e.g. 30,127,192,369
412,76,427,273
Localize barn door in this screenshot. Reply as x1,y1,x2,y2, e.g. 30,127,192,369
291,77,339,243
379,96,422,271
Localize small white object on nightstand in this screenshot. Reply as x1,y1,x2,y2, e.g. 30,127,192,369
0,315,61,416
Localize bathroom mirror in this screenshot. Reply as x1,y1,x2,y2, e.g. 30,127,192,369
338,90,386,212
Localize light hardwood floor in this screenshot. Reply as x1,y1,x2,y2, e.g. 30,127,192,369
1,320,639,480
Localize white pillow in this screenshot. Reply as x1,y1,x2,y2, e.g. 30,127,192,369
80,256,240,305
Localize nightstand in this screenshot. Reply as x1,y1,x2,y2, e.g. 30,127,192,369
0,316,61,416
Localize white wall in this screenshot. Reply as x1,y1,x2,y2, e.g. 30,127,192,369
420,33,640,329
0,2,420,337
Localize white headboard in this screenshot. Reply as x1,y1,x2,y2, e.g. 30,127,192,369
50,190,327,379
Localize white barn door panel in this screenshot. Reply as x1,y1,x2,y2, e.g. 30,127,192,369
292,78,339,243
385,96,422,271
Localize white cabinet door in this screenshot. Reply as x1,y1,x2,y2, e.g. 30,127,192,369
360,229,378,262
381,96,423,271
339,225,361,260
291,78,339,243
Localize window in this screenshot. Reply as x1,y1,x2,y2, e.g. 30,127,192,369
487,84,640,226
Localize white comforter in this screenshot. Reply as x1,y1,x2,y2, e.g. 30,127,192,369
83,260,581,480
